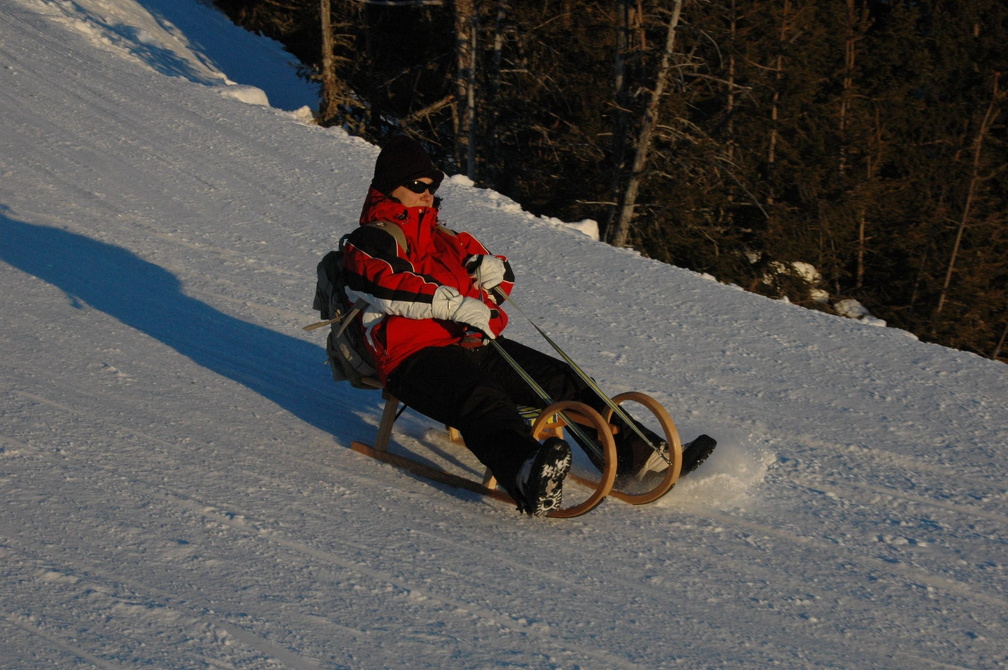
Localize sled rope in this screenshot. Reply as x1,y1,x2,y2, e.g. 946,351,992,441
493,288,666,463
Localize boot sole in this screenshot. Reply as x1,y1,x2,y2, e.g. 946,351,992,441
529,439,572,516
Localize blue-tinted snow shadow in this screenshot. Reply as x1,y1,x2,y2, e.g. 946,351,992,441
59,0,316,110
0,211,375,438
128,0,318,111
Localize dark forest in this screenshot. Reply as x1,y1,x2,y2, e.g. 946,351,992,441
214,0,1007,362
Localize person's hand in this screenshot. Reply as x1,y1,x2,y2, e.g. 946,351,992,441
431,286,495,338
465,255,508,291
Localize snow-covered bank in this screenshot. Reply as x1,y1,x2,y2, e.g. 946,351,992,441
1,1,1006,668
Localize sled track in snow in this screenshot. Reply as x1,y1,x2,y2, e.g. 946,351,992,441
10,380,1008,614
5,373,1007,668
0,1,109,71
0,394,655,669
0,532,329,670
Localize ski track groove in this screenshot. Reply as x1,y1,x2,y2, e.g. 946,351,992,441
4,457,655,670
7,423,999,669
9,381,1007,625
0,388,903,666
781,431,996,483
786,470,1008,525
0,609,129,670
0,2,97,69
750,424,1004,524
696,505,1008,611
0,534,324,670
1,393,656,669
5,366,1005,666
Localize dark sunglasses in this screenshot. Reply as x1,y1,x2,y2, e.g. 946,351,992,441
402,179,439,195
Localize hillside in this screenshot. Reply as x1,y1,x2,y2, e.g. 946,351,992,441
1,1,1006,668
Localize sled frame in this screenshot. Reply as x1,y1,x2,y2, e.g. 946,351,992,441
348,382,684,517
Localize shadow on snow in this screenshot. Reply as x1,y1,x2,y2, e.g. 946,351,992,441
0,209,376,439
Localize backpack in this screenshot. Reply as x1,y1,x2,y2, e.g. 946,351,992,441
311,222,408,389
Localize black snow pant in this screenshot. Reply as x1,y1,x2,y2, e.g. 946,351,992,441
385,337,662,500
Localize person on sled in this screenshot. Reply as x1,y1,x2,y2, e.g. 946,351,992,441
342,136,714,516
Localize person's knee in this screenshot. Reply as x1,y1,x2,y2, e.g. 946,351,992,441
457,381,524,432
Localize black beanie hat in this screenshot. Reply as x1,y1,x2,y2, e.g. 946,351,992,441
371,136,445,195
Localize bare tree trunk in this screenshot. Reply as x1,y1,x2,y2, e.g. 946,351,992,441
454,0,477,178
935,72,1002,317
841,0,873,289
766,0,792,210
993,319,1008,361
856,108,882,290
477,0,507,182
726,0,737,165
605,0,633,240
491,0,506,94
855,170,868,288
466,9,477,177
838,0,861,177
607,0,685,248
319,0,338,123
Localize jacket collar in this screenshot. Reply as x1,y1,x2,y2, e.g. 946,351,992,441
358,185,439,251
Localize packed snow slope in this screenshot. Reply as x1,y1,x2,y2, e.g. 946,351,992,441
1,1,1006,668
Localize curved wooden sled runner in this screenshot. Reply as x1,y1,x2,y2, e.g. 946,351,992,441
350,385,683,518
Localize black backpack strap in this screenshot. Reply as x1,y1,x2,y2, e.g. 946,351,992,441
367,220,409,254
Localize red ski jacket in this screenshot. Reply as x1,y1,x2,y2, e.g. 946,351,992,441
342,186,514,382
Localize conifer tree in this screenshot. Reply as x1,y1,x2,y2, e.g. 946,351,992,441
212,0,1007,360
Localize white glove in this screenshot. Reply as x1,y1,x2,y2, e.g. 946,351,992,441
465,255,507,291
431,285,496,339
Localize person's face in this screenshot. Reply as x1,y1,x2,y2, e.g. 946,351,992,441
391,177,436,208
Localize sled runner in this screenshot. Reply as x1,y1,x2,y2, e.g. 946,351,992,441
308,250,690,517
346,379,683,518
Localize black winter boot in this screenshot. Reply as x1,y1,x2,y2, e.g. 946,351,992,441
633,434,718,480
515,437,572,516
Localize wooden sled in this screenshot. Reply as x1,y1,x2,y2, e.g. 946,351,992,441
349,379,684,518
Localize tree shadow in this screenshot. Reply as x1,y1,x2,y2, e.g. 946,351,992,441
127,0,317,110
0,209,376,438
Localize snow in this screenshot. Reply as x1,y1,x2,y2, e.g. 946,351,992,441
834,298,888,328
1,0,1006,668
